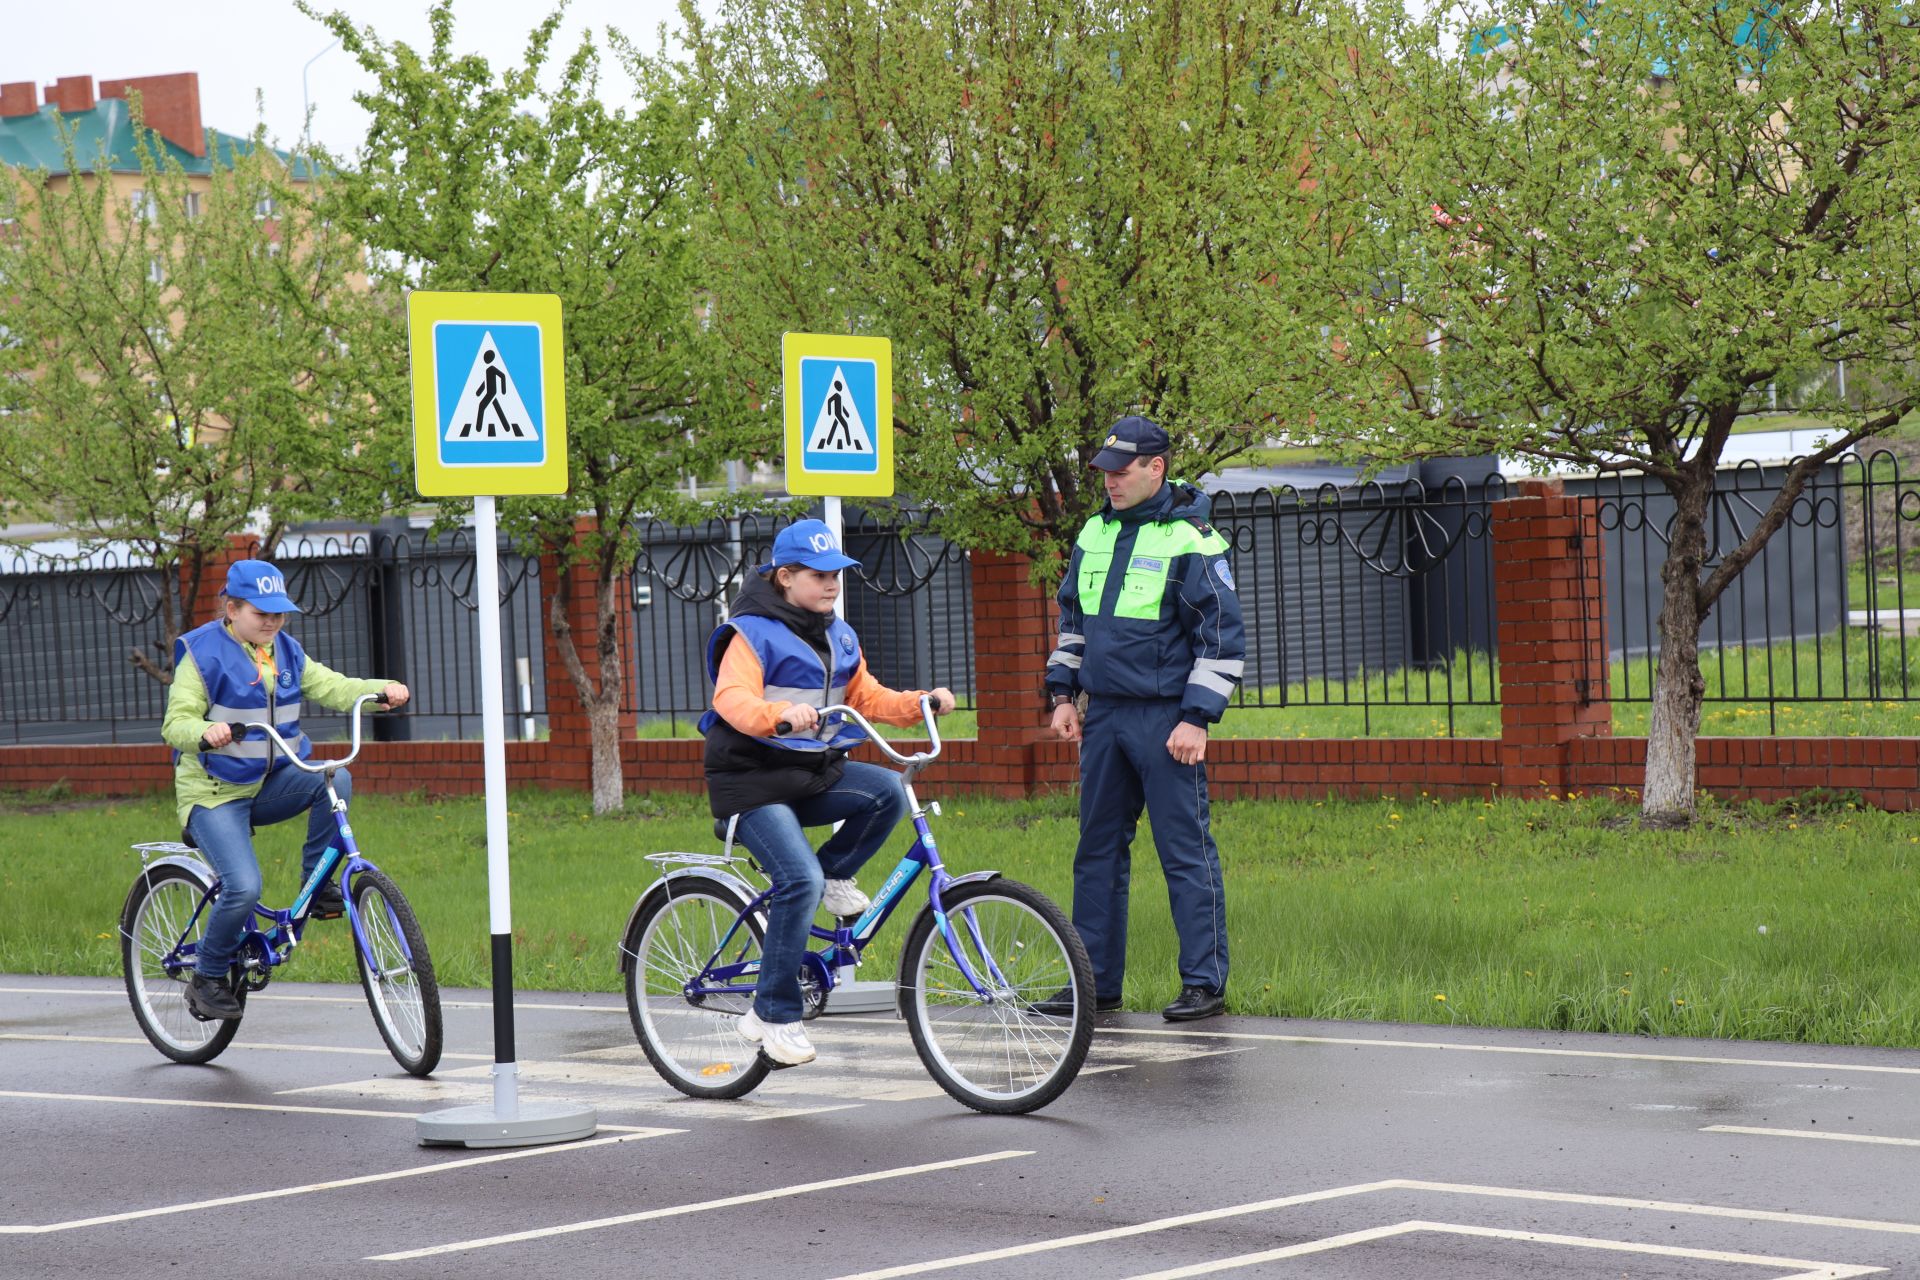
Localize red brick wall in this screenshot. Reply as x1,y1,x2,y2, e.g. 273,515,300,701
0,82,37,118
43,76,94,115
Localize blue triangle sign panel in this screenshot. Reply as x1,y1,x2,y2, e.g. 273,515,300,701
434,322,546,467
799,357,879,474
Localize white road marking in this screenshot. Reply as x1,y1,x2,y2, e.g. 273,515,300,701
1706,1125,1920,1149
366,1149,1034,1261
827,1178,1920,1279
0,1130,677,1234
835,1014,1920,1078
0,1031,492,1061
1119,1220,1886,1280
279,1073,863,1121
0,983,627,1013
0,1087,659,1134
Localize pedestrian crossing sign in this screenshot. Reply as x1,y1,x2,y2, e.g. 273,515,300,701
783,332,892,497
409,291,569,497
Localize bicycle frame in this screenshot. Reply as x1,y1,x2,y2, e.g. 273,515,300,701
147,694,412,980
677,698,1009,1006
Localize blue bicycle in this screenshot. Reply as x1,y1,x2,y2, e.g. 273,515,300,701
119,694,442,1076
620,697,1095,1114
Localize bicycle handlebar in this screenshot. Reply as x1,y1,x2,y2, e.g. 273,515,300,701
776,693,943,769
198,692,388,773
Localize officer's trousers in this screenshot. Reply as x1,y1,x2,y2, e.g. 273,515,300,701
1071,695,1229,1000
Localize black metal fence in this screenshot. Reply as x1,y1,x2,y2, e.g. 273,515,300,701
623,505,975,732
1209,466,1506,733
1592,451,1919,726
0,527,547,745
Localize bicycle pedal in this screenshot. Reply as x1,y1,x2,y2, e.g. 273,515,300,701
307,907,344,920
756,1050,805,1071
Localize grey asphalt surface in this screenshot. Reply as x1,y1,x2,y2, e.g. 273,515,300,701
5,973,1920,1279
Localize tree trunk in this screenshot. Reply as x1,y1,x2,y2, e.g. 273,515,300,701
1641,481,1711,827
587,567,625,816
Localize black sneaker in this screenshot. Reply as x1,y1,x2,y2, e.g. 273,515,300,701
185,972,244,1021
1031,987,1122,1016
1162,985,1225,1022
307,880,345,920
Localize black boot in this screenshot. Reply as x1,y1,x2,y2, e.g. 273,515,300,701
1161,985,1225,1022
1032,987,1123,1016
185,972,244,1021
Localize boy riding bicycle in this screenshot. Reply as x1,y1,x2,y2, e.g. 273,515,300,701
160,559,407,1022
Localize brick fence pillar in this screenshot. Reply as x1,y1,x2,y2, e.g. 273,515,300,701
178,533,260,633
969,550,1056,796
539,517,638,787
1492,478,1610,795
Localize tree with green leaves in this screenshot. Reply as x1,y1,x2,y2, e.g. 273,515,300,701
683,0,1331,563
305,2,751,813
1295,0,1920,823
0,111,392,681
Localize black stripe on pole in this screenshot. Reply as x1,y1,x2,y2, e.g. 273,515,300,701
490,931,515,1064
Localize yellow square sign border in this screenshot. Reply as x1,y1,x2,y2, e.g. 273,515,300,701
782,332,894,498
409,291,569,498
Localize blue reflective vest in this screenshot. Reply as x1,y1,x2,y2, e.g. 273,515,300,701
698,614,869,754
173,619,311,783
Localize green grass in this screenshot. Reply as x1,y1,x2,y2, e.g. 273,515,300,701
7,784,1920,1048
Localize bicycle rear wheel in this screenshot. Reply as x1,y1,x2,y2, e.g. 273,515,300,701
900,878,1094,1115
121,862,242,1065
349,866,443,1077
623,875,771,1099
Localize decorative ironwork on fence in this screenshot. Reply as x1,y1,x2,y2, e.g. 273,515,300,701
1209,472,1507,735
1594,448,1920,729
0,529,546,745
623,506,975,731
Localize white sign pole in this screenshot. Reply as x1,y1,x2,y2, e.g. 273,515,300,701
824,493,844,620
473,494,519,1118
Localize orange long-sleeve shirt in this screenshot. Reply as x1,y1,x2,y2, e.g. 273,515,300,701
713,634,927,739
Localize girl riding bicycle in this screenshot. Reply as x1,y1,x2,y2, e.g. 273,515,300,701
700,520,954,1067
160,558,407,1022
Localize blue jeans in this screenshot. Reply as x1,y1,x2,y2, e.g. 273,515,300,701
733,760,908,1022
186,765,350,978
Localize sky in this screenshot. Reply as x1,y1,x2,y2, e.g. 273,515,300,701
4,0,700,161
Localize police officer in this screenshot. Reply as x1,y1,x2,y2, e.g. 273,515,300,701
1041,415,1245,1021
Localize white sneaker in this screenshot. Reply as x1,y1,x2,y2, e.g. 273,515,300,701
820,878,871,917
737,1008,816,1065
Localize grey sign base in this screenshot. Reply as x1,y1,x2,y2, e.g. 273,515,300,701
823,978,897,1015
416,1100,599,1149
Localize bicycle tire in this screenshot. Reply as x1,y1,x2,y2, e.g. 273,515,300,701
349,866,443,1077
900,878,1094,1115
623,875,771,1099
121,862,243,1065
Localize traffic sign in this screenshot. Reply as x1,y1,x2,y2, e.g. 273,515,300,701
783,332,892,497
409,292,569,497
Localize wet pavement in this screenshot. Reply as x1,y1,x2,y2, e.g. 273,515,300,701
5,973,1920,1278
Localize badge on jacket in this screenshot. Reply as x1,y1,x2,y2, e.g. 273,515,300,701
1214,559,1236,590
840,633,856,654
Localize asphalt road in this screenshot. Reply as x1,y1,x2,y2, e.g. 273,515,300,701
5,974,1920,1278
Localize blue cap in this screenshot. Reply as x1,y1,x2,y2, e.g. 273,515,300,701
224,559,301,613
1090,415,1172,471
762,519,860,573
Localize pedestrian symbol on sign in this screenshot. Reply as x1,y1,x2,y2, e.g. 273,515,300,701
799,357,879,473
433,322,546,468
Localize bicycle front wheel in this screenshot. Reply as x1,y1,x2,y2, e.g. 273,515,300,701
900,878,1094,1115
623,875,771,1099
121,862,241,1065
349,867,442,1076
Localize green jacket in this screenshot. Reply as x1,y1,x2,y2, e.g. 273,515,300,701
161,623,387,827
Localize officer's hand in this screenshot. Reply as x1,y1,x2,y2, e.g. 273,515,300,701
1167,720,1208,766
201,721,233,749
927,688,956,715
782,703,820,733
1051,702,1081,744
382,682,410,709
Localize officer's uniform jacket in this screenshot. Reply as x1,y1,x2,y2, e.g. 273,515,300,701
1045,482,1246,725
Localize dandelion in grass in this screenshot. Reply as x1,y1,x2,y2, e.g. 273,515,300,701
1434,993,1447,1002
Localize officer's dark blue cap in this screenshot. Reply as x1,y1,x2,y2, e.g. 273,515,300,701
1090,415,1172,472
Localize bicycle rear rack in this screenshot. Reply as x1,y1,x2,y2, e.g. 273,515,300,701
644,851,750,871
